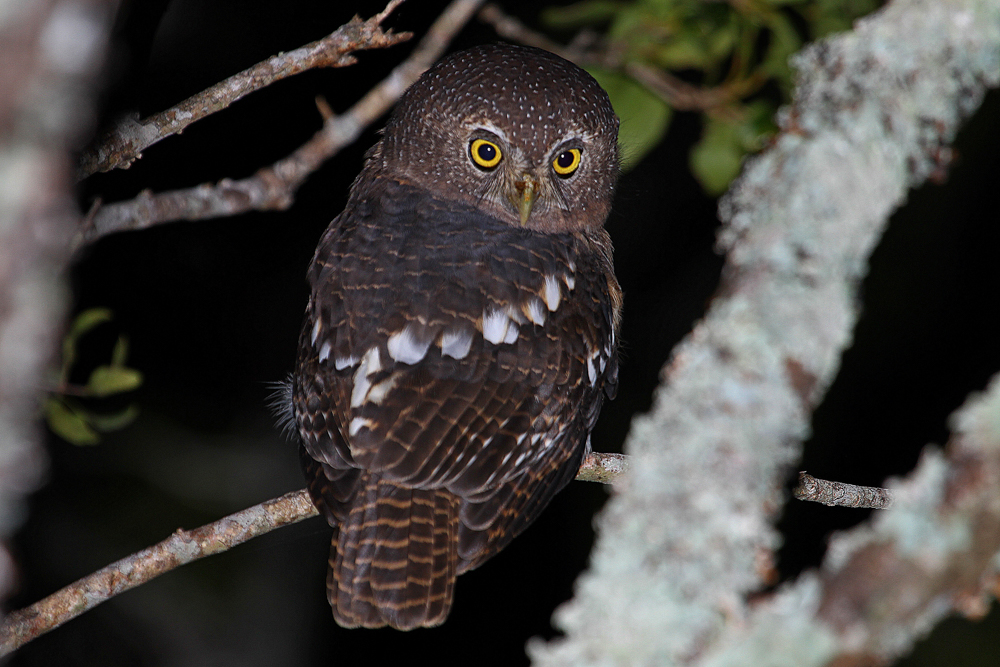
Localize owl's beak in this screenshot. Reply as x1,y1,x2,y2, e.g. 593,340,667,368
510,174,540,225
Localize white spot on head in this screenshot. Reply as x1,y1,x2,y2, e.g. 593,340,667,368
543,275,561,312
440,328,474,359
482,308,511,345
387,324,432,364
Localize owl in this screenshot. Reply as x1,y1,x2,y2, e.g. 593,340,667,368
290,43,622,630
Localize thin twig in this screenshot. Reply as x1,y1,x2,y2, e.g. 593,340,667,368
82,0,485,246
793,471,894,509
576,451,630,483
0,450,624,655
78,0,410,178
0,489,318,656
477,3,748,112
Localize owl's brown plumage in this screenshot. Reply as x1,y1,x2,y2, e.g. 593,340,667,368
290,44,622,630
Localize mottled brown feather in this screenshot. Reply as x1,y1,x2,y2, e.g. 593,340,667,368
290,44,621,630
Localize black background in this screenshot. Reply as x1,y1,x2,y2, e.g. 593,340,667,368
8,1,1000,665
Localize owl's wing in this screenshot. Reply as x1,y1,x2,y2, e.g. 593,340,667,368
294,183,618,564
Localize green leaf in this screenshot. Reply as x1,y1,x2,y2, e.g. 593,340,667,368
111,335,129,367
690,117,745,195
690,103,776,194
68,307,113,340
540,0,626,29
88,405,140,432
761,10,802,89
86,365,144,397
61,308,113,378
46,398,100,445
588,68,672,170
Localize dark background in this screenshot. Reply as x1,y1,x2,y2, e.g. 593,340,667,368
7,0,1000,665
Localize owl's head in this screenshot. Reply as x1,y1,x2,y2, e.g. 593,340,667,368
374,44,620,233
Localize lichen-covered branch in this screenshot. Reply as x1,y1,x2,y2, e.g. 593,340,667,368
0,0,118,633
709,371,1000,665
77,0,411,178
529,0,1000,664
575,451,630,484
794,472,894,509
82,0,486,244
814,375,1000,658
0,451,622,655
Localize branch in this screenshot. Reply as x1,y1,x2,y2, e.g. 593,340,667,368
0,451,624,655
78,0,411,178
529,0,1000,663
575,451,630,484
477,3,748,112
0,0,116,639
794,471,894,509
81,0,486,245
814,374,1000,657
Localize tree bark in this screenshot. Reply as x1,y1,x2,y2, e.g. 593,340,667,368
529,0,1000,664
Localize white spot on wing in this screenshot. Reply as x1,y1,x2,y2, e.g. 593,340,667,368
482,308,510,345
503,323,519,344
440,328,474,359
587,356,597,384
387,324,432,364
349,416,369,437
350,347,382,408
366,373,399,405
563,273,575,291
543,275,561,312
310,319,322,346
505,304,526,325
318,341,331,363
524,298,546,326
334,353,359,371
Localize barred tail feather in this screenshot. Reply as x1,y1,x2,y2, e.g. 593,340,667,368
330,473,460,630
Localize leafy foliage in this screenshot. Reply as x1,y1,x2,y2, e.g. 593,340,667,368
46,308,143,445
542,0,880,192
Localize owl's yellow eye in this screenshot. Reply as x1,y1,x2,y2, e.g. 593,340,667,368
470,139,502,169
553,148,582,176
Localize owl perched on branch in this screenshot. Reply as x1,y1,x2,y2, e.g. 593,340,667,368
289,43,622,630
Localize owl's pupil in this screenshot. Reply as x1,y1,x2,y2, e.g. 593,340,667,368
557,152,574,168
477,144,496,161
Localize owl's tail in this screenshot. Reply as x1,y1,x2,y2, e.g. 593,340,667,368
329,472,461,630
